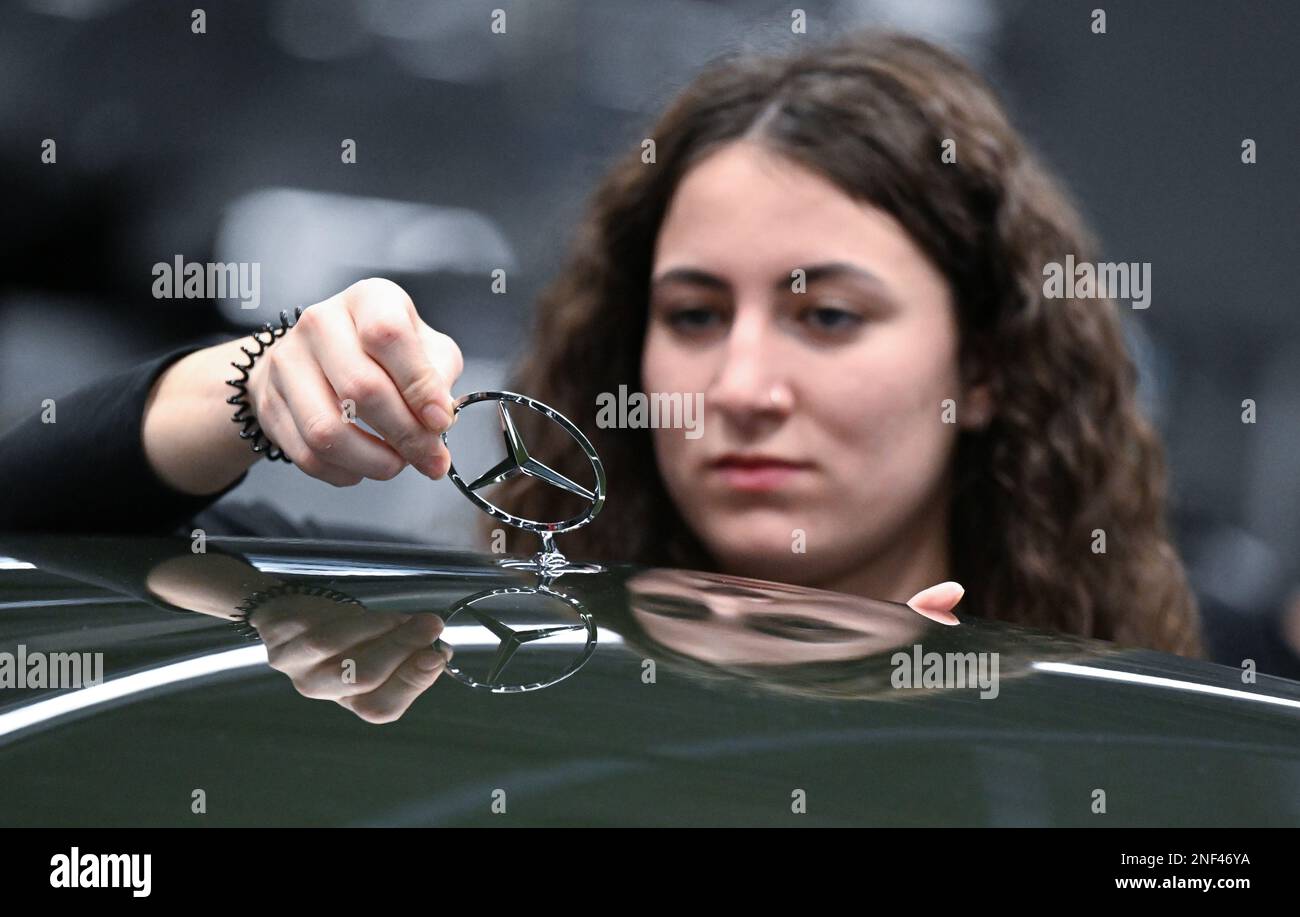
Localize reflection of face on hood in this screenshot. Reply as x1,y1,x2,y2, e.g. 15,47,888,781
619,568,1107,702
626,568,929,667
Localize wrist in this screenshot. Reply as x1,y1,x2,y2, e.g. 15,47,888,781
142,338,263,497
224,310,299,463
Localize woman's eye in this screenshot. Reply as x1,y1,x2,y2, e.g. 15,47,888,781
744,614,858,643
800,304,863,333
664,305,724,332
633,592,712,620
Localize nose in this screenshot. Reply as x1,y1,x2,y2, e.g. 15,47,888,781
706,310,795,432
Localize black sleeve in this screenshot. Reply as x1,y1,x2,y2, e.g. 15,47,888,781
0,336,250,535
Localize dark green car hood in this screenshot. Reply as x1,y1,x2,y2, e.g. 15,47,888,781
0,535,1297,826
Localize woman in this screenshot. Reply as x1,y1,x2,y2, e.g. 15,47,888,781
0,30,1201,655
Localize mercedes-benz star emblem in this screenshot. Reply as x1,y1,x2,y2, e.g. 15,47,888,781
442,391,606,575
436,585,597,693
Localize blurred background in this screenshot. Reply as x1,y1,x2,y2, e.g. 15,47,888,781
1,0,1297,672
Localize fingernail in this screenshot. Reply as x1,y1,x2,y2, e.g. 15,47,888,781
422,404,451,432
415,649,445,672
422,454,448,479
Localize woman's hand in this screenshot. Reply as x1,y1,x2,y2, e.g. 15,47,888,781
244,278,462,486
143,278,463,495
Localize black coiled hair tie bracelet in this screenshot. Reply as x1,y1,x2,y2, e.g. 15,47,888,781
229,583,364,639
224,307,303,462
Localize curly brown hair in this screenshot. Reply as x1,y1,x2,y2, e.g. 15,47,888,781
493,30,1201,656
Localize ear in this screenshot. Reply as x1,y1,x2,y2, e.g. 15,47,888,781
959,380,994,430
957,345,995,430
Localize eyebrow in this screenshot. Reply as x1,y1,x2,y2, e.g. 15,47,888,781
700,583,775,600
650,261,886,293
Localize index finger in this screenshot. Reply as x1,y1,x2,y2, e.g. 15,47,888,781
351,307,457,432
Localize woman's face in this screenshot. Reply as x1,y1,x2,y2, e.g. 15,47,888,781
642,140,985,594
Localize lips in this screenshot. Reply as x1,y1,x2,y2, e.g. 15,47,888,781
708,454,814,491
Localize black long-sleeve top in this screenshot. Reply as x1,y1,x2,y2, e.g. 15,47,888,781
0,339,239,533
0,338,375,540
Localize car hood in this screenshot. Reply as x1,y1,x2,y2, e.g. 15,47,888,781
1,534,1297,826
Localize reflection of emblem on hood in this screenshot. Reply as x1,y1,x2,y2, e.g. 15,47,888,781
443,391,605,575
437,585,597,693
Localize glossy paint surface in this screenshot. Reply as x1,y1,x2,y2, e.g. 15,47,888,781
0,535,1297,826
